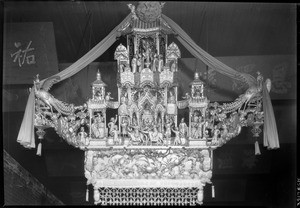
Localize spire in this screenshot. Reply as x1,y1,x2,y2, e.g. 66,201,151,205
97,69,101,80
194,72,199,80
92,69,107,87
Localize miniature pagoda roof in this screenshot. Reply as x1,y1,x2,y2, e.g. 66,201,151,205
92,70,107,87
189,72,204,86
121,2,174,35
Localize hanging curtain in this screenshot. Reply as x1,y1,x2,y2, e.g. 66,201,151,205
161,14,256,88
162,14,279,149
17,14,132,148
263,82,280,149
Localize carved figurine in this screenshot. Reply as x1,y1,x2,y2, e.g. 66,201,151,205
121,117,129,137
118,96,129,116
127,4,137,20
203,120,209,136
105,92,113,101
127,126,145,145
197,116,205,139
172,126,181,145
212,126,220,145
142,40,151,68
182,92,191,101
132,116,138,127
111,125,120,144
108,115,118,135
78,127,88,145
179,118,188,139
191,112,199,138
158,54,163,72
164,116,173,140
91,115,101,138
152,53,158,71
137,54,143,72
124,63,131,72
168,91,176,104
220,124,228,139
95,89,102,100
146,126,163,145
98,114,106,139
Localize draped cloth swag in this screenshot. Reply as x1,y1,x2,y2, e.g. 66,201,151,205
161,14,257,88
17,14,132,148
17,12,279,150
262,82,280,149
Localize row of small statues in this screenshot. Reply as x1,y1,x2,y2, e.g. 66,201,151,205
119,52,176,73
56,105,235,148
88,114,188,146
81,112,224,146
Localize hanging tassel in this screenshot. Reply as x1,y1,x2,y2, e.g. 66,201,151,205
86,186,89,202
36,142,42,156
255,140,261,155
211,184,215,198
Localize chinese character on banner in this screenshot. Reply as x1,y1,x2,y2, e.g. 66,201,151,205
10,41,36,67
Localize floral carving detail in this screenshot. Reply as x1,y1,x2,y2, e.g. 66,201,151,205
136,2,164,23
85,149,212,182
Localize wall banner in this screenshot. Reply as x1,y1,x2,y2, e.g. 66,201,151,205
3,22,59,84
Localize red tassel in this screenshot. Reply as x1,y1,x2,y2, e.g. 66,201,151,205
255,141,261,155
36,142,42,156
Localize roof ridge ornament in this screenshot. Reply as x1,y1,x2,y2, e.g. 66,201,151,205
134,1,165,23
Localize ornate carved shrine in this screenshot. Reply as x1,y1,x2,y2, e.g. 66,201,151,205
30,2,271,206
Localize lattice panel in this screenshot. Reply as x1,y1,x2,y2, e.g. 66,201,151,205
95,187,199,206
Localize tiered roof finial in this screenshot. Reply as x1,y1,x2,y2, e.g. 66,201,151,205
92,69,107,87
194,72,199,80
97,69,101,80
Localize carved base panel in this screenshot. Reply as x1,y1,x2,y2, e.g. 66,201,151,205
85,149,211,205
94,187,201,206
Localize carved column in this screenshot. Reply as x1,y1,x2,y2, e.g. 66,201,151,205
164,87,167,107
134,34,137,55
103,110,107,137
89,109,92,138
156,32,160,55
189,108,192,138
175,87,178,127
